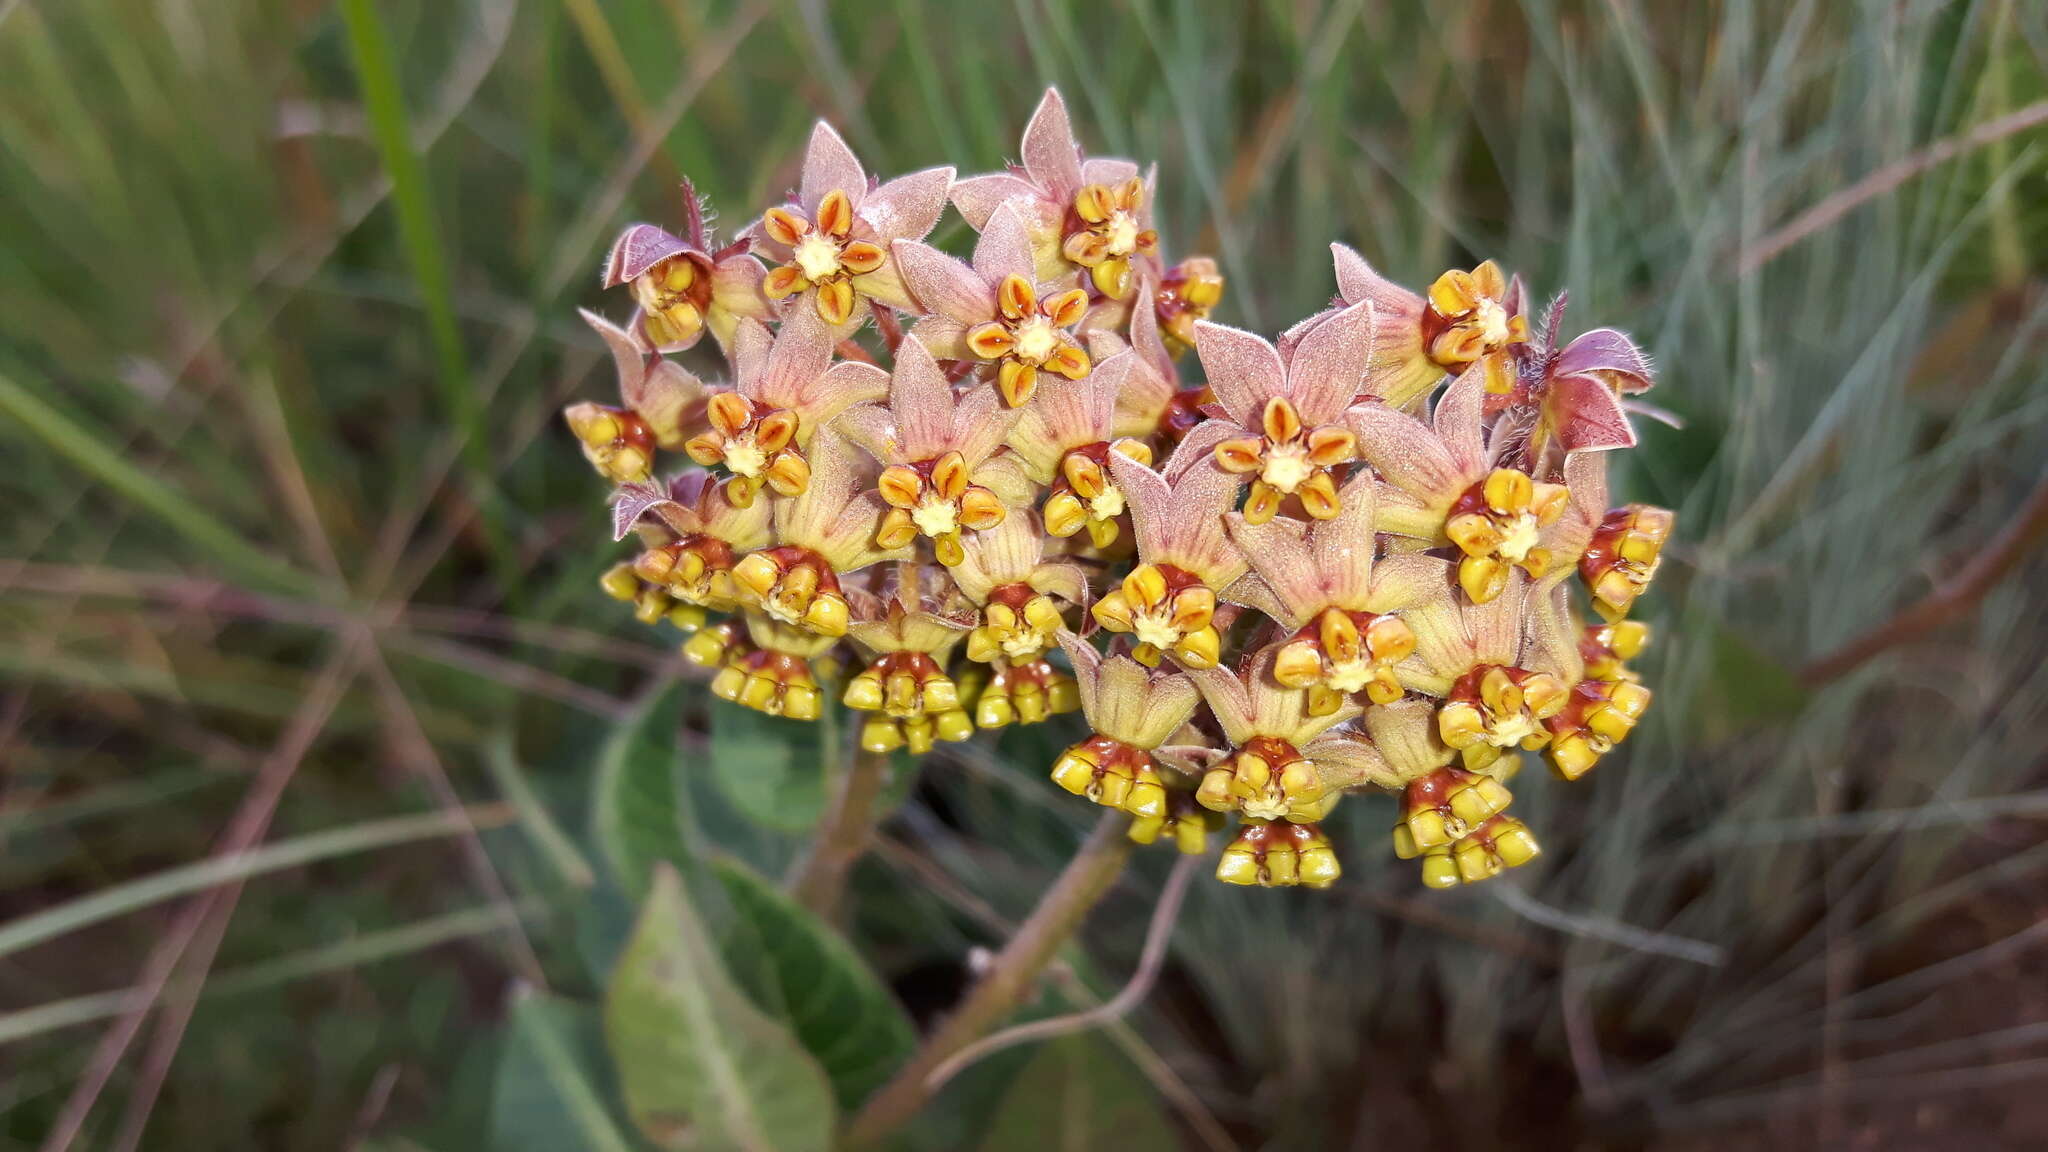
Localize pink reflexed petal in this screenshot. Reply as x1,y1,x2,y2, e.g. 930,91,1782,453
1191,319,1286,428
1161,460,1246,583
1080,349,1129,434
1056,630,1105,724
904,315,971,361
1347,401,1462,500
710,253,774,324
580,308,646,401
635,361,706,444
831,403,898,465
1010,374,1094,478
1554,327,1652,393
1160,418,1248,481
1276,306,1335,364
1302,732,1400,791
887,336,961,461
1330,242,1424,316
1187,665,1258,746
1431,364,1488,472
1031,558,1088,607
972,201,1038,283
729,318,774,393
799,120,868,217
604,223,693,287
850,262,915,313
1466,571,1529,666
1224,514,1322,627
1521,578,1584,683
1127,271,1173,378
1079,157,1140,187
1107,449,1172,558
611,482,674,541
1020,88,1084,197
1361,698,1451,778
862,166,954,243
756,303,835,410
891,239,995,325
949,171,1042,230
1545,374,1638,453
951,387,1023,468
803,360,890,427
1365,554,1453,614
1283,299,1377,423
1314,469,1379,608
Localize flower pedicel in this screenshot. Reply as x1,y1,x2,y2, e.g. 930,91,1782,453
566,88,1673,892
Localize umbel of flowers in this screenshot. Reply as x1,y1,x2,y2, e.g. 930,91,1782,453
572,90,1671,892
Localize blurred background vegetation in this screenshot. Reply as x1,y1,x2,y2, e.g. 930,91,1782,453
2,0,2046,1148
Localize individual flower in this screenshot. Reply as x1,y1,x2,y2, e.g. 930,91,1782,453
1526,325,1655,462
710,613,837,720
603,189,774,353
894,203,1091,406
1215,821,1340,889
1579,618,1651,682
752,121,954,328
611,472,773,621
1349,366,1573,602
1127,789,1226,856
1049,633,1202,820
1403,569,1572,772
843,571,977,755
838,336,1025,566
1225,474,1430,715
947,512,1088,664
1543,451,1676,621
1321,698,1542,890
963,656,1082,730
1185,648,1385,826
1154,257,1226,355
683,307,890,506
1005,351,1154,546
949,88,1149,288
1181,300,1377,524
1523,580,1654,780
1328,243,1529,408
1085,272,1188,440
1090,450,1252,669
730,429,905,638
562,309,708,483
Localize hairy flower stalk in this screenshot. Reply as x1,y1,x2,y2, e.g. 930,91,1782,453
566,87,1675,930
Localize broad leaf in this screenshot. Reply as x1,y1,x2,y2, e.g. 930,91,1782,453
492,990,637,1152
606,864,835,1152
978,1036,1179,1152
707,699,829,832
592,679,690,896
711,857,916,1108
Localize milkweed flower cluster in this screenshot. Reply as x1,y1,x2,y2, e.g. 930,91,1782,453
568,90,1672,892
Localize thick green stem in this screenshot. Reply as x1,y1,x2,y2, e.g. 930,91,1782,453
786,748,894,917
843,811,1134,1148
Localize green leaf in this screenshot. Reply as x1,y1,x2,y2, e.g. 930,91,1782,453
707,699,830,832
710,857,916,1109
606,864,836,1152
493,991,638,1152
591,679,690,896
977,1036,1179,1152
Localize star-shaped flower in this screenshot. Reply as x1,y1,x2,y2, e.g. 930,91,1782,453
751,121,953,330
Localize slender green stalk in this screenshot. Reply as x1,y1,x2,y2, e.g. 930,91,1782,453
843,812,1134,1148
338,0,516,595
0,371,309,595
0,804,512,961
